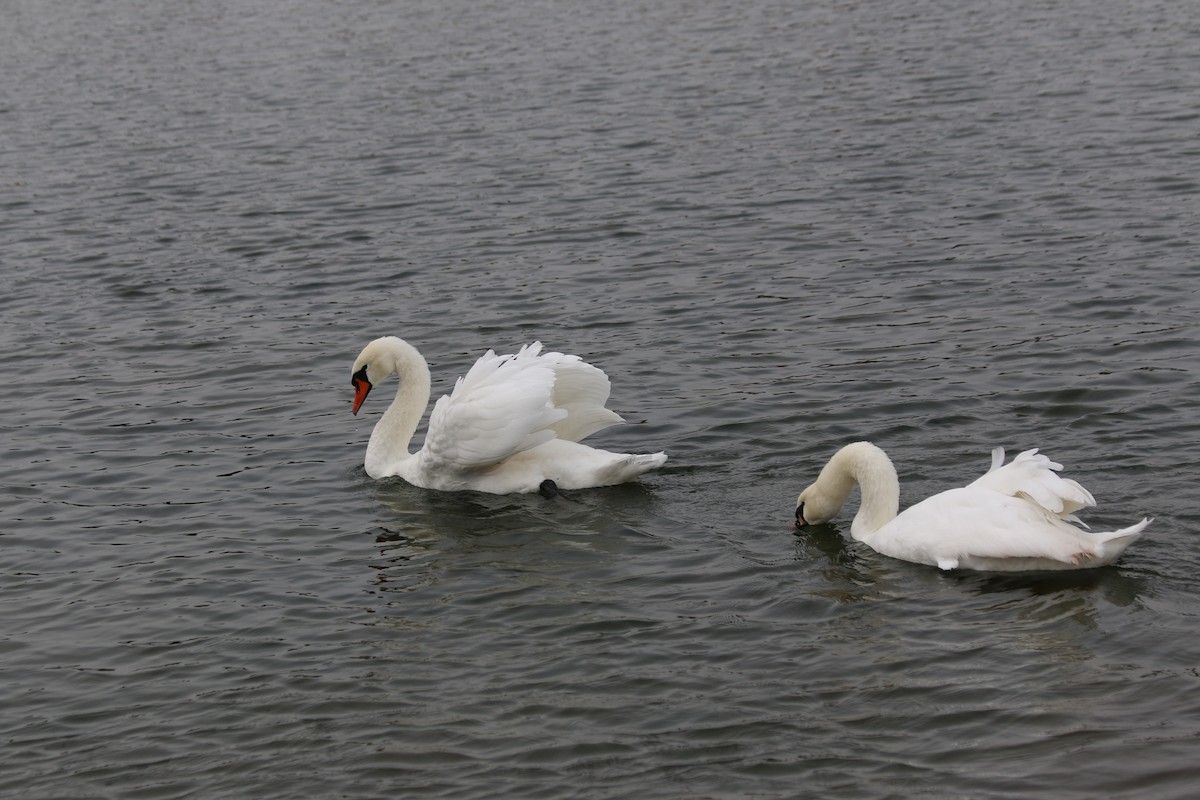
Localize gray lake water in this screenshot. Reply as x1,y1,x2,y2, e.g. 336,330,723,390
3,0,1199,798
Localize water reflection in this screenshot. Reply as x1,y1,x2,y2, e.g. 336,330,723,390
794,522,857,567
952,568,1147,632
360,477,677,630
368,475,666,541
958,569,1145,607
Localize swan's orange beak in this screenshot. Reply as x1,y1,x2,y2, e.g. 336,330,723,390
351,366,372,416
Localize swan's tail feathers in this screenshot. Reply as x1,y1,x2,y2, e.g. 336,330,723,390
598,451,668,484
638,452,668,468
1095,517,1151,557
1069,518,1152,566
988,447,1005,473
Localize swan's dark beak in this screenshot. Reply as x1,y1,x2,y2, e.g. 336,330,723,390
351,366,372,416
794,503,808,529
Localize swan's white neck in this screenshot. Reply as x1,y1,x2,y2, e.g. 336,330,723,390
364,338,432,478
823,442,900,538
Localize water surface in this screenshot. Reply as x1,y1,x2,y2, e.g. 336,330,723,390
2,1,1198,798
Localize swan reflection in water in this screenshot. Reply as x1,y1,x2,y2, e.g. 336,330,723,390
361,472,670,599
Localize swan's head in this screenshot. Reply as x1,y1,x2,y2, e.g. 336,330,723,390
350,337,401,415
794,481,840,529
793,442,897,532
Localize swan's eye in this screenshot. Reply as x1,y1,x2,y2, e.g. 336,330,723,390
352,365,370,388
795,502,807,527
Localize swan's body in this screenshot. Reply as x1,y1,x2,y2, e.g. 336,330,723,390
794,442,1149,571
350,336,666,493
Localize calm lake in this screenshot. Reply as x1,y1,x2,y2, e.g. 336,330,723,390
2,0,1198,798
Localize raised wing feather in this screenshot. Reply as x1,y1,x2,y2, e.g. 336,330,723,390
969,448,1096,519
541,352,624,442
421,344,567,471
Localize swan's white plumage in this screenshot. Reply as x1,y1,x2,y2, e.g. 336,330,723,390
423,344,566,471
970,448,1095,519
795,442,1149,572
544,354,624,442
351,337,666,493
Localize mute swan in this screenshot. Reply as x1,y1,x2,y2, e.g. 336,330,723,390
794,442,1149,571
350,336,667,493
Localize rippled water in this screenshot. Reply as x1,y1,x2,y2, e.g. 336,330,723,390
3,0,1199,797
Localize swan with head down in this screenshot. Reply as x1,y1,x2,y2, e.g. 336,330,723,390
794,442,1149,571
349,336,667,494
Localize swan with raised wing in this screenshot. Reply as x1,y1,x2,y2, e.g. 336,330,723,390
350,336,667,494
794,442,1149,571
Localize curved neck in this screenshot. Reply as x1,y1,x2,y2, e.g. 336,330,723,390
364,340,432,478
829,442,900,538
